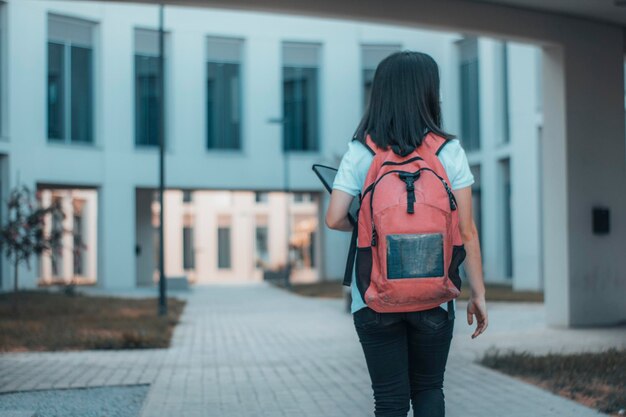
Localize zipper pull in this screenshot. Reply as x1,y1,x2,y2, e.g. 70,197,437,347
443,181,457,211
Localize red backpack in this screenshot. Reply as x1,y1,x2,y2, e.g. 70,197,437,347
354,132,466,313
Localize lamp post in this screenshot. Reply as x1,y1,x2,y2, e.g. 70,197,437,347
267,116,291,288
157,3,167,316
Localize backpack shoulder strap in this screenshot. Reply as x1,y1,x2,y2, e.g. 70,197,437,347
419,133,451,182
343,226,358,287
352,133,381,156
435,138,452,156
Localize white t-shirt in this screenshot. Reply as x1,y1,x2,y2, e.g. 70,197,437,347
332,139,474,314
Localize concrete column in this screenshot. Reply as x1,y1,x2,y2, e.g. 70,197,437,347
61,193,74,281
268,193,288,268
194,192,211,283
39,190,53,282
164,190,183,277
509,43,542,291
83,190,98,281
542,30,626,326
98,182,135,289
477,38,502,282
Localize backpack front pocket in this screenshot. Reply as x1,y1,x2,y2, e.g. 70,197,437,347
386,233,444,279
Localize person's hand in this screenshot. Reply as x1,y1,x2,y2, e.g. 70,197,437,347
467,295,488,339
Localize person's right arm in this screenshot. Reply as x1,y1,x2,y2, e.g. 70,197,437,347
452,186,488,339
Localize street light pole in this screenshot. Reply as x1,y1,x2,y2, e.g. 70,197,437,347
267,116,291,288
283,135,292,289
157,3,167,316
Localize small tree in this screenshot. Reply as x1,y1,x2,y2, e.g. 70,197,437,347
0,185,64,296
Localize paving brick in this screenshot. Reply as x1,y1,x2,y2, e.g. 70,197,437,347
0,284,617,417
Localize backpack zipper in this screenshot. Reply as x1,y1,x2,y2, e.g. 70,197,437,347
360,156,425,198
366,168,457,246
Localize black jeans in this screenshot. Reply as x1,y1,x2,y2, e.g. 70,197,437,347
354,306,454,417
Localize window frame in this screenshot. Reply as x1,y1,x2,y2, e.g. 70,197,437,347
47,15,95,145
281,42,321,153
205,36,244,152
133,28,168,149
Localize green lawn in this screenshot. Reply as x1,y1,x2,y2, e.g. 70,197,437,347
0,291,185,352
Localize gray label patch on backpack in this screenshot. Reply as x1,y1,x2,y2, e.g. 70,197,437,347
386,233,444,279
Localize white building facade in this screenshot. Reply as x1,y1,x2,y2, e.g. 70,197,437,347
0,0,542,291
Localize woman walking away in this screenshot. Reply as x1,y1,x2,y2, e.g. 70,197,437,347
325,51,488,417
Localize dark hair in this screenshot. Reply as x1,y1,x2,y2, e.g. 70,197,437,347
354,51,454,156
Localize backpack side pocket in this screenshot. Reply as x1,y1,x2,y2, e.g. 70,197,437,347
448,245,466,291
355,247,373,300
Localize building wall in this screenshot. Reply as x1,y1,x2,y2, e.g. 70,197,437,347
1,0,542,290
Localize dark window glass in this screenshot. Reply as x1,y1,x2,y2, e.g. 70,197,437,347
255,192,268,203
460,59,480,152
502,44,510,144
207,62,241,149
73,213,84,276
51,198,64,277
135,55,161,146
183,190,193,203
217,226,231,269
71,46,93,143
470,165,482,243
283,66,318,152
363,68,375,111
293,192,312,203
48,42,65,140
500,159,513,278
309,230,316,268
183,226,195,270
47,42,93,144
255,226,269,266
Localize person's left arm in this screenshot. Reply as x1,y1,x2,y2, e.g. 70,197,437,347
326,190,354,232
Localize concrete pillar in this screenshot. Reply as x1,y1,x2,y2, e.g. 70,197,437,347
40,189,53,282
82,189,98,282
164,190,183,277
509,43,542,291
194,191,211,283
477,38,502,282
61,193,74,281
542,30,626,326
98,182,135,289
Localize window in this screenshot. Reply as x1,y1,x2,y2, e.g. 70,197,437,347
183,226,195,270
51,197,64,277
293,215,317,269
501,43,510,144
255,191,269,203
361,44,401,110
217,226,231,269
135,29,165,147
282,42,320,152
293,192,313,203
182,190,193,203
499,159,513,278
255,225,269,267
207,37,242,150
459,37,480,152
48,15,94,144
470,164,482,242
72,209,84,276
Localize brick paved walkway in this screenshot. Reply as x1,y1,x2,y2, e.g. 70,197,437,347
0,284,611,417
